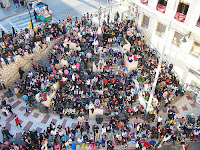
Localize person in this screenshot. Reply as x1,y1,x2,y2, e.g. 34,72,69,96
18,67,25,79
54,142,60,150
12,27,15,37
1,106,9,116
157,116,162,128
2,0,10,9
7,86,14,97
107,140,114,150
14,115,22,127
1,98,6,106
1,29,5,40
2,127,13,139
90,14,93,26
13,0,20,8
107,12,110,24
25,103,31,113
71,138,76,150
20,0,24,6
67,12,72,21
0,1,3,8
34,10,37,21
6,104,13,114
93,39,99,52
134,117,138,128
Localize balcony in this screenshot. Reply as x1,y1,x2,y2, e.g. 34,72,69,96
174,12,186,22
140,0,148,5
156,3,166,13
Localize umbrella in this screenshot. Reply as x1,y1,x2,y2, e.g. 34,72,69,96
149,140,156,146
144,141,151,148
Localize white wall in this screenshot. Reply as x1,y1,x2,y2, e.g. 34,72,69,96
133,0,200,85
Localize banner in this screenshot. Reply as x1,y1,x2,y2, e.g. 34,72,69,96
140,0,148,5
156,3,166,13
174,12,186,22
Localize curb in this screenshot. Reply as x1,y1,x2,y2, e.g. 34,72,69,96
0,6,27,21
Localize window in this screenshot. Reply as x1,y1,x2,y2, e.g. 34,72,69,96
140,0,148,5
158,0,167,6
172,31,184,47
197,16,200,28
156,22,166,37
190,41,200,58
177,2,189,15
156,0,168,13
141,15,150,28
174,2,189,22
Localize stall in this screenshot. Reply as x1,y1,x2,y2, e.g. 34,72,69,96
35,2,51,22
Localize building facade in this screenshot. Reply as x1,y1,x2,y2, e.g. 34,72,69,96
120,0,200,96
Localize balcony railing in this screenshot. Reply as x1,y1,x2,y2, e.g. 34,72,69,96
156,3,166,13
174,12,186,22
140,0,148,5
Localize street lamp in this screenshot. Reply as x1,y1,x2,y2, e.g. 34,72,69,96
97,0,103,27
181,32,191,43
27,2,35,37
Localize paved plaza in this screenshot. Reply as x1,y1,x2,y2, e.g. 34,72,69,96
0,0,200,150
0,85,200,148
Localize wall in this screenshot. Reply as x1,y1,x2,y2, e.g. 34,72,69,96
0,37,63,87
134,0,200,86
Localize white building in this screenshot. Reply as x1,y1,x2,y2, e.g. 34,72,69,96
119,0,200,96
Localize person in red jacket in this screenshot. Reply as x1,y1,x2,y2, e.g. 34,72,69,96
15,115,22,127
103,78,108,85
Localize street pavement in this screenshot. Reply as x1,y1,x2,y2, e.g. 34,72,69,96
0,9,59,33
0,0,26,20
0,0,120,33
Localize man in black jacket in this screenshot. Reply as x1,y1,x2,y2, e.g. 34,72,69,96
19,67,25,79
1,98,6,106
2,127,13,139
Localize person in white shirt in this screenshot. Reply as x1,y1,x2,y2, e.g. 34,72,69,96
157,116,162,128
1,106,9,116
86,52,92,62
50,129,57,137
93,39,99,52
101,126,106,136
46,35,51,45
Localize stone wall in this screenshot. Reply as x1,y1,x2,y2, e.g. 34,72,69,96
0,36,64,87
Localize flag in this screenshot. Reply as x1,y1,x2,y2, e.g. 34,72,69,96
140,0,148,5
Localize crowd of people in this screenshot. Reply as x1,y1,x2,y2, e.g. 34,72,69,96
0,19,63,68
0,10,199,150
0,0,26,9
